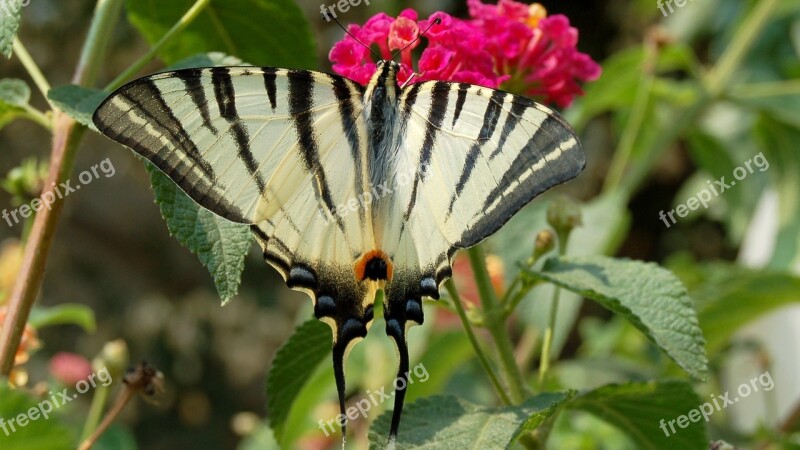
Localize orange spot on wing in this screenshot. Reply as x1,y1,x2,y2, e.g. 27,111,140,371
354,250,393,281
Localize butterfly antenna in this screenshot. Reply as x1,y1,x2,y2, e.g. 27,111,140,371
328,14,383,62
391,17,441,61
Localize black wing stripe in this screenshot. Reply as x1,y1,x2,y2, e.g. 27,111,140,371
210,67,267,194
461,115,580,247
447,90,506,215
288,70,347,233
262,67,278,110
176,68,218,135
117,82,216,181
404,81,449,220
451,83,470,128
489,99,527,160
332,76,366,222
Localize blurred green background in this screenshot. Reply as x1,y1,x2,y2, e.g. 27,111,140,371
1,0,799,449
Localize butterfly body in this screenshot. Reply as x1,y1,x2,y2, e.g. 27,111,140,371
93,59,584,444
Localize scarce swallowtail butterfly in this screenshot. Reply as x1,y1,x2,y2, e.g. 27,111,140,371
92,29,585,445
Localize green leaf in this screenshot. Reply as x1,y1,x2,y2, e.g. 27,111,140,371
0,78,30,127
166,51,244,70
237,423,281,450
567,380,707,450
567,43,699,130
126,0,316,68
405,331,473,402
682,130,762,243
0,382,75,450
0,0,24,58
493,192,632,359
753,115,800,270
147,164,251,302
266,320,331,444
28,303,96,332
0,78,29,106
369,393,571,449
47,85,107,129
696,271,800,353
525,255,708,380
92,424,138,450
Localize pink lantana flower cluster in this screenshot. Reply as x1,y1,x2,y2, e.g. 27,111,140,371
328,0,601,108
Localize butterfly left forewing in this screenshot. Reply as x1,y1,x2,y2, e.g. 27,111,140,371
94,68,381,438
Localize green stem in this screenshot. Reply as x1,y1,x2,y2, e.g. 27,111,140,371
0,0,123,376
537,231,569,385
104,0,212,92
704,0,783,98
604,0,780,198
12,37,52,106
537,288,561,386
81,384,110,441
603,41,656,194
445,280,511,405
73,0,125,88
467,246,526,403
729,80,800,98
504,279,541,318
21,105,52,130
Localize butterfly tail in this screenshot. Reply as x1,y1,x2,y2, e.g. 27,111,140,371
385,320,410,443
332,340,349,447
384,281,425,445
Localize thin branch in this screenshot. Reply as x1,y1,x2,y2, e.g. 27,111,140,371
0,0,124,375
444,280,511,405
12,37,52,105
104,0,212,92
467,246,526,403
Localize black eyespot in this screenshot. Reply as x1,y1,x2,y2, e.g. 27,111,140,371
314,295,336,319
340,318,367,342
405,299,424,324
288,265,317,289
420,277,439,299
385,318,402,340
364,257,388,280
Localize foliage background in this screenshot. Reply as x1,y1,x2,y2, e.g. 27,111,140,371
0,0,798,449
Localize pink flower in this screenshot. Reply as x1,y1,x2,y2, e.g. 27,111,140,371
468,2,601,107
49,352,92,385
328,1,600,108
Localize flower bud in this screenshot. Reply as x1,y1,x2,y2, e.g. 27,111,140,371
92,339,129,381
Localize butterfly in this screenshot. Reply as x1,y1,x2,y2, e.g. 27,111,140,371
92,53,584,445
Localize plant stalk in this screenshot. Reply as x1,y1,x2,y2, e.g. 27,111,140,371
537,231,569,385
445,280,511,405
704,0,782,98
81,384,111,441
12,37,52,105
104,0,212,92
467,246,526,403
0,0,124,375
